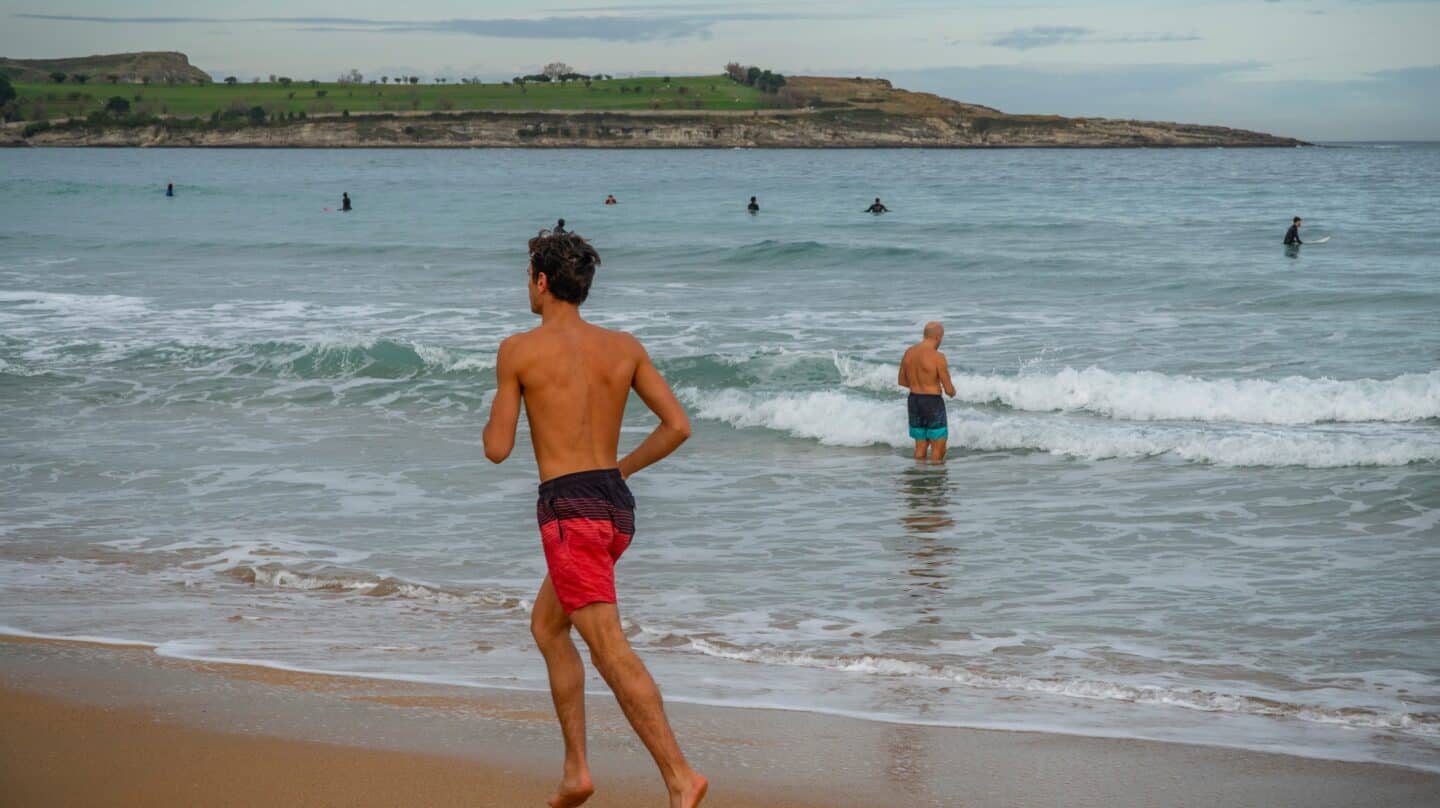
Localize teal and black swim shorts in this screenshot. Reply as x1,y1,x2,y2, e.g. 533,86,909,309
907,393,948,441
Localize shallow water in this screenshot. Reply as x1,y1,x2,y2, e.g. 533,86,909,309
1,146,1437,770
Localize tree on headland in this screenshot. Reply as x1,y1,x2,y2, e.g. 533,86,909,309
105,96,130,117
49,72,67,84
543,62,574,80
278,77,292,86
106,74,120,85
381,76,388,84
248,105,267,125
338,68,363,84
224,76,237,86
727,63,787,94
408,76,419,84
72,73,89,84
0,76,15,107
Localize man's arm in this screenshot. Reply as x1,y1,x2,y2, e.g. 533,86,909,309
482,337,522,464
618,341,691,480
897,355,909,389
937,352,956,398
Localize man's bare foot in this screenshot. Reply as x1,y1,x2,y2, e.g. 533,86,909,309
546,772,594,808
670,772,708,808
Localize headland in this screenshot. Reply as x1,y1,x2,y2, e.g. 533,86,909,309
0,53,1305,148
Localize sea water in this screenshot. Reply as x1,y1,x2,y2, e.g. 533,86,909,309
2,146,1437,771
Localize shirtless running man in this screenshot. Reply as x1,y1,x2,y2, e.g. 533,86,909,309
898,321,957,462
483,230,707,808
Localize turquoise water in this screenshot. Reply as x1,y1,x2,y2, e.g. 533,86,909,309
2,146,1438,770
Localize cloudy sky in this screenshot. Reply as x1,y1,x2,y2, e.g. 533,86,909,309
4,0,1438,140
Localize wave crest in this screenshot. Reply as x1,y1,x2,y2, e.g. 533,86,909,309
680,387,1440,467
835,357,1440,425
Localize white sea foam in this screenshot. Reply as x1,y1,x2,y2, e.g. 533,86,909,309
0,289,148,320
834,356,1440,425
683,640,1440,737
680,387,1440,467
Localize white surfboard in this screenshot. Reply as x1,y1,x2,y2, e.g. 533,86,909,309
1309,236,1331,244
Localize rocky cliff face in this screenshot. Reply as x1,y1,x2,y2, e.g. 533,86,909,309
0,52,210,84
2,108,1305,149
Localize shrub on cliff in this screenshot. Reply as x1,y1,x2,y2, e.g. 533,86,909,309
727,64,786,93
22,120,51,138
0,75,14,106
247,105,267,125
105,96,131,117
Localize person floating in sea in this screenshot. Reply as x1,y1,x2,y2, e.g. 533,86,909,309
165,182,174,197
341,192,352,212
604,195,618,205
747,196,760,213
1284,216,1302,245
554,218,567,234
898,321,956,462
482,229,708,808
866,197,889,214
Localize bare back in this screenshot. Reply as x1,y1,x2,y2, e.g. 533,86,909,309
506,321,640,480
898,342,954,396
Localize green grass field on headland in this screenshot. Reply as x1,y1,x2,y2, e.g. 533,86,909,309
10,75,766,121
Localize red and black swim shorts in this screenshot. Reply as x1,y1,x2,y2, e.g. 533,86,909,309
536,468,636,614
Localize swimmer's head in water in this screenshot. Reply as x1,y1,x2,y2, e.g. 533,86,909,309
528,229,600,309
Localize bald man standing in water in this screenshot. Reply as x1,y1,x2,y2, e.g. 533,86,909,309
898,322,956,462
483,229,707,808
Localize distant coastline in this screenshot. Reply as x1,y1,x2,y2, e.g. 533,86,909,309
0,52,1306,148
0,106,1307,149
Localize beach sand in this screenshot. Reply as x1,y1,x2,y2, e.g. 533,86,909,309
1,634,1436,807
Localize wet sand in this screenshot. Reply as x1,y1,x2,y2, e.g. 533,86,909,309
1,634,1436,807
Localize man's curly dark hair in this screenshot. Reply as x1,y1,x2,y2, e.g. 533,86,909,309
528,229,600,305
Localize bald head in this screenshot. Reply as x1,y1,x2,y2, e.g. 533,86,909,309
923,321,944,342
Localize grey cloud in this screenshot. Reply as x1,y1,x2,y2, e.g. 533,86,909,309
992,25,1092,50
13,13,733,41
991,25,1201,50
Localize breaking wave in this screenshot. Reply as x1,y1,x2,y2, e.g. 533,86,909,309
680,387,1440,467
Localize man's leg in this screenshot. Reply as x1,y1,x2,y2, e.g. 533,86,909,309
913,440,930,461
570,602,708,808
531,577,595,808
930,438,948,462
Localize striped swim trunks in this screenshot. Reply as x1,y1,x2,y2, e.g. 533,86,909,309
536,468,636,614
